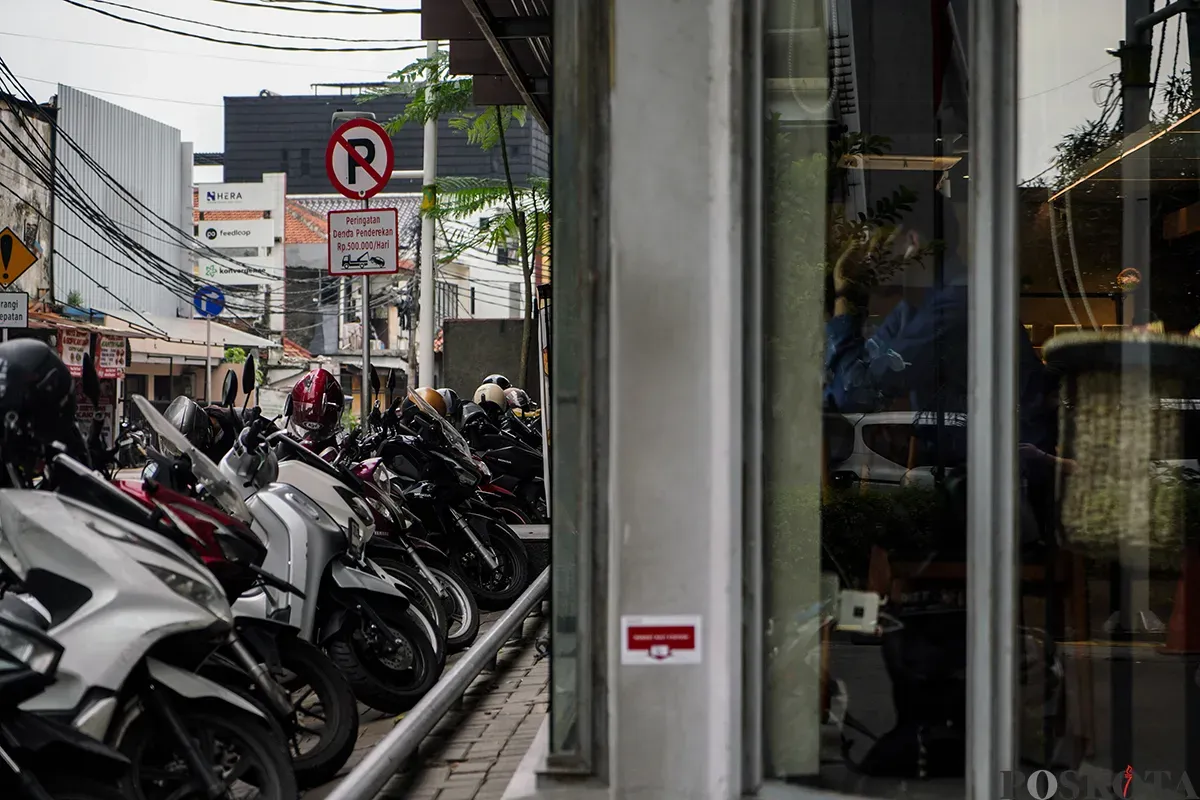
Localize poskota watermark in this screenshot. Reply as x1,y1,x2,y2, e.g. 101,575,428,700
1000,767,1198,799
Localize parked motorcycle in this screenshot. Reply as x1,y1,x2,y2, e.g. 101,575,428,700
0,455,297,800
371,389,531,610
84,362,359,788
0,613,129,799
460,400,547,524
168,366,447,715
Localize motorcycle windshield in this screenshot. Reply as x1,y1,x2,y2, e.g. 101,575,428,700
407,390,474,463
131,395,252,520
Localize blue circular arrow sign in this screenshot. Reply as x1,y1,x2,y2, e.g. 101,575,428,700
193,285,225,318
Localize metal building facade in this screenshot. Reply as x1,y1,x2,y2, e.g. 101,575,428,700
53,84,191,318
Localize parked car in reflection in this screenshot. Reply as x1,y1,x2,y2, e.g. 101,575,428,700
827,411,967,492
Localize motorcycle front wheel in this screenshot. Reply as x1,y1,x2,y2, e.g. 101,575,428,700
373,559,450,641
275,636,359,788
457,520,530,611
116,702,297,800
326,599,444,714
427,558,481,652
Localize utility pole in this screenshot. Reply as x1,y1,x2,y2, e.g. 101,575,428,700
418,40,439,388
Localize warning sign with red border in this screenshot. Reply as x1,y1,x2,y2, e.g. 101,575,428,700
325,118,395,200
620,615,703,665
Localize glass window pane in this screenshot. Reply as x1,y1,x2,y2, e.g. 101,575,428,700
761,0,973,792
1018,0,1200,790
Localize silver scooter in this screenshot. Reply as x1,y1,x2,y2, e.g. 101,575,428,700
0,454,297,800
136,393,446,714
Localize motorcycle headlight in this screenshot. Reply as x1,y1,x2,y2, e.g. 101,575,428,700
367,496,394,525
143,563,233,625
374,464,394,495
347,517,372,560
0,616,61,676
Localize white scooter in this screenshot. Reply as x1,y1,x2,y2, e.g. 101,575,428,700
136,390,447,715
0,451,296,800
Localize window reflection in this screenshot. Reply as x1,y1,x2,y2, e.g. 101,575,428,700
763,0,975,794
763,0,1200,795
1017,0,1200,792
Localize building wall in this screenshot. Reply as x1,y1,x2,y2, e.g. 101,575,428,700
54,85,189,317
223,94,549,195
440,318,539,403
0,100,53,298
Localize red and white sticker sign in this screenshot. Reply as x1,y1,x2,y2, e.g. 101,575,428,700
620,615,702,665
325,118,395,200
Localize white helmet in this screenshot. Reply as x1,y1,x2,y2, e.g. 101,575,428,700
473,383,506,410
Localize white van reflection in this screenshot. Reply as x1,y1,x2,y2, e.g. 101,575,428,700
828,411,967,491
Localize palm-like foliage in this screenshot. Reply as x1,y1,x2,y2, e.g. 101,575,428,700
365,49,547,379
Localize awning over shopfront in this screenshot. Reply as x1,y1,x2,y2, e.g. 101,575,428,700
422,0,552,130
98,310,278,366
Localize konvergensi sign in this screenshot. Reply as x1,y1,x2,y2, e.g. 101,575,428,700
194,219,274,249
196,182,275,212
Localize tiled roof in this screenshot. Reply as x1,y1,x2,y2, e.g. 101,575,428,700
284,199,327,245
282,337,313,360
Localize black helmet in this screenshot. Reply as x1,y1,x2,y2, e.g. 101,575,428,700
481,374,511,391
504,387,531,411
436,388,462,428
164,395,214,455
0,339,82,464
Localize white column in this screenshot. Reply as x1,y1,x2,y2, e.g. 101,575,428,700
608,0,745,795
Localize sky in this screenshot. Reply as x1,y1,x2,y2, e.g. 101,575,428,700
0,0,1191,183
0,0,424,181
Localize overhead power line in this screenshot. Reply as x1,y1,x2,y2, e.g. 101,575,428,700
59,0,427,53
0,31,393,72
204,0,420,14
16,74,224,107
85,0,422,43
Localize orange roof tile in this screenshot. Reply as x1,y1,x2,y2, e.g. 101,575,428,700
282,337,313,360
284,199,327,245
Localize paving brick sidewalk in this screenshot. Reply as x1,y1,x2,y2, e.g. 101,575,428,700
305,612,549,800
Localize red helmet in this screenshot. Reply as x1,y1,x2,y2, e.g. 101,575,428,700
287,367,345,443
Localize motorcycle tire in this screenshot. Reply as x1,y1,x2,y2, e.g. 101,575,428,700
373,559,450,641
38,776,127,800
458,520,531,611
424,555,482,653
276,635,359,788
326,598,444,715
116,702,297,800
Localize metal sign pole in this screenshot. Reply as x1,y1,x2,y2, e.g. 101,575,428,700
418,39,439,387
361,196,371,430
205,315,212,403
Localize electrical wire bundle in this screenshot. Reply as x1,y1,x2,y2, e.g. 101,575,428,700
60,0,426,54
0,59,420,337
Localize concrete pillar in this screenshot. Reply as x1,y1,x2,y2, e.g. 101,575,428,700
606,0,746,796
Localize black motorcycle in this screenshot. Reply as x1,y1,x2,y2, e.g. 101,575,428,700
460,401,547,524
374,394,531,610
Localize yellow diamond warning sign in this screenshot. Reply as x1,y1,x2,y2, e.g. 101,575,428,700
0,228,38,287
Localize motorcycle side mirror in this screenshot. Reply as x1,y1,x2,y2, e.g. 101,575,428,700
242,354,256,394
81,353,101,407
221,370,238,408
241,355,256,412
370,366,380,396
282,393,293,418
387,368,396,392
